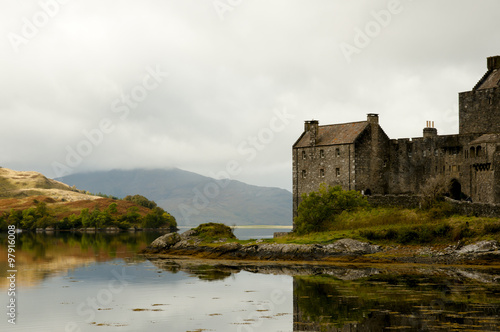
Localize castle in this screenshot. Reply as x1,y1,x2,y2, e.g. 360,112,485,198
293,56,500,216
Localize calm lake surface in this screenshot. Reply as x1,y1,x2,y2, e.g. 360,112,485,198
1,230,499,332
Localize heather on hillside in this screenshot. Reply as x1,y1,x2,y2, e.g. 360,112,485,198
0,199,177,231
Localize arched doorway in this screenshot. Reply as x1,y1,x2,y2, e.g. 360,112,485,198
450,179,462,200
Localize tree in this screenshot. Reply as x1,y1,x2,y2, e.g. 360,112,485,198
142,207,176,229
419,175,450,209
294,185,368,235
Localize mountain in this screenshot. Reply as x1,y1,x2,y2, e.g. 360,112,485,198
58,168,293,226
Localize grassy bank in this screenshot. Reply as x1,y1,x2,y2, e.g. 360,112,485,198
273,206,500,246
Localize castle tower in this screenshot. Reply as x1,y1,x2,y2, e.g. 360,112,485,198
459,56,500,135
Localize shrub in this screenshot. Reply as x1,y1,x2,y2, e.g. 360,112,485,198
484,221,500,234
433,223,452,238
427,201,455,220
452,222,474,241
192,222,235,242
398,228,420,244
294,185,368,235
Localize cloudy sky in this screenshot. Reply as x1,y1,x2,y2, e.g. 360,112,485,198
1,0,499,191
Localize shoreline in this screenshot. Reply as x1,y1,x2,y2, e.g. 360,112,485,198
143,234,500,266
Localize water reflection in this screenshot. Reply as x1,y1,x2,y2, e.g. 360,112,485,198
0,231,164,288
1,232,499,331
293,271,500,331
152,259,500,331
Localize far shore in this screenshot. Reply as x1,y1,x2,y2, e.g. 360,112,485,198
177,225,293,229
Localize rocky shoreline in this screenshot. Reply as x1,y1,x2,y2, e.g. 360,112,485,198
143,231,500,265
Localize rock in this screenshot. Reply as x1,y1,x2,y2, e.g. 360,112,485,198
457,240,499,255
218,242,242,252
180,229,197,239
150,232,181,249
326,239,381,255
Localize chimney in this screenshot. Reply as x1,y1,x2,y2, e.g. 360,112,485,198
367,113,379,125
487,56,500,71
304,120,318,146
423,120,437,138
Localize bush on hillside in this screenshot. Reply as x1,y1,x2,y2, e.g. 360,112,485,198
294,185,368,235
124,195,157,209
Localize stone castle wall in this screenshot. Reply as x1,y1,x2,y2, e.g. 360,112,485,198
368,195,500,218
292,143,355,216
459,88,500,135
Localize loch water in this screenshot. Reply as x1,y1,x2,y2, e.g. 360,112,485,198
1,231,499,332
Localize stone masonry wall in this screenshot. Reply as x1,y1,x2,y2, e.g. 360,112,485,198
369,195,500,218
459,88,500,135
293,143,355,216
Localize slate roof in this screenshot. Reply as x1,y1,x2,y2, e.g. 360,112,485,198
474,68,500,90
470,134,500,145
294,121,369,148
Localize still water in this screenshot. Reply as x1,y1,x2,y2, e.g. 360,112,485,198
0,231,499,332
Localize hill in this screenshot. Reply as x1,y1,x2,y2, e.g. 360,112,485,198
58,168,293,226
0,167,176,231
0,167,96,202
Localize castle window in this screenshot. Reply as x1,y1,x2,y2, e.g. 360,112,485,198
302,151,307,160
336,168,340,177
302,170,307,178
320,149,325,158
470,147,476,158
477,146,482,157
320,169,325,177
336,148,340,157
434,149,438,157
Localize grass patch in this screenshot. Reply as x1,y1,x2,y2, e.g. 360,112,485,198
279,207,500,246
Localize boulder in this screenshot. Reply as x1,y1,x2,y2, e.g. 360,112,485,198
326,239,381,255
150,232,181,249
457,240,499,255
180,229,197,239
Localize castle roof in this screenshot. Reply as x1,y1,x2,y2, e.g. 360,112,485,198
470,133,500,145
475,68,500,90
473,56,500,90
294,121,369,148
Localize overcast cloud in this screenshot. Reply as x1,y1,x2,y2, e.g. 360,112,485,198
1,0,499,191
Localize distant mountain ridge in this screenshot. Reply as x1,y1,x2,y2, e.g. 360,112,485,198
58,168,293,226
